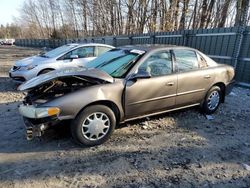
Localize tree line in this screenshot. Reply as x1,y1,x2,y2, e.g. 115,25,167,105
1,0,250,39
0,24,21,39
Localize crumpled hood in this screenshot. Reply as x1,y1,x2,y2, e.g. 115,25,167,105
15,55,50,66
18,67,114,91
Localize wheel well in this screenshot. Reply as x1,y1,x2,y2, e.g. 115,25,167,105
37,68,55,76
213,82,226,102
77,100,121,123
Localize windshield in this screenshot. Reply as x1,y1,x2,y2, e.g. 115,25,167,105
41,45,77,58
87,49,143,78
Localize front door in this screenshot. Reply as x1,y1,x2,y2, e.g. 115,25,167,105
59,46,96,67
125,50,177,119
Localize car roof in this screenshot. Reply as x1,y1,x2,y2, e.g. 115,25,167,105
65,44,196,53
66,43,114,48
117,44,196,52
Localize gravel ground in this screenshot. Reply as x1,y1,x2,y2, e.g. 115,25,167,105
0,45,250,188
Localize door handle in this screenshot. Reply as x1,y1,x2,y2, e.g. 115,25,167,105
166,82,174,86
204,75,211,79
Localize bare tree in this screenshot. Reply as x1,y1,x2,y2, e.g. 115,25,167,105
218,0,232,27
179,0,190,30
235,0,250,26
11,0,249,39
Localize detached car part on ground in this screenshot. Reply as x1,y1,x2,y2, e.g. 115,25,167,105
9,43,114,82
18,45,235,146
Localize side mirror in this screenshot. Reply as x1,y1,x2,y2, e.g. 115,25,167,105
129,70,151,80
70,55,79,59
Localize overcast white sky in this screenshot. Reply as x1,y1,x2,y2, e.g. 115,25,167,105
0,0,25,25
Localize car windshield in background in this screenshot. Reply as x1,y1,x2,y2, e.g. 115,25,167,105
42,45,77,58
86,49,144,78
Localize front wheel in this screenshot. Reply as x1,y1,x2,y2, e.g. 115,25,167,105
71,105,116,147
202,86,222,114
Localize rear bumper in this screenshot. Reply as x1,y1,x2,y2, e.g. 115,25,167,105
225,80,235,95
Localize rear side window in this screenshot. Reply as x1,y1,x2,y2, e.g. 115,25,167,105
174,50,198,72
95,46,112,56
197,53,208,68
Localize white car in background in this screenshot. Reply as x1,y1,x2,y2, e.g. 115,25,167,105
0,38,15,45
9,43,114,82
0,39,4,45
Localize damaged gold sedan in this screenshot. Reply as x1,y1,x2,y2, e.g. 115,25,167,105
18,45,235,146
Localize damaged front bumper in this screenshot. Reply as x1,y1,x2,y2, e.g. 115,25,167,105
23,117,50,140
19,105,61,140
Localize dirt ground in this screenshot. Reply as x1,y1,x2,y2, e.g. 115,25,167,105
0,45,250,188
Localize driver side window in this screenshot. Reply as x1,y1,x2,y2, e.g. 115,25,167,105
138,51,172,77
63,47,94,59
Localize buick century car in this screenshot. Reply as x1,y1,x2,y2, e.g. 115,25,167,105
9,43,114,82
18,45,235,146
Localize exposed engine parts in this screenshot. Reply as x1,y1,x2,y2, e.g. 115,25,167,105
23,76,100,105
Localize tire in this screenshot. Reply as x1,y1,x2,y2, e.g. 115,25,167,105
38,69,53,76
71,105,116,147
202,86,222,114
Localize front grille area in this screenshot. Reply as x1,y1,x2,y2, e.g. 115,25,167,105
12,76,26,82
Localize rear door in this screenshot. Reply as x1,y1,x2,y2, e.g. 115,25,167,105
95,46,112,56
173,49,214,107
125,50,177,118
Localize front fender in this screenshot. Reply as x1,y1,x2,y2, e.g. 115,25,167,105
42,82,125,121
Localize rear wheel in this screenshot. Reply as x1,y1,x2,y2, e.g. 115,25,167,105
202,86,222,114
71,105,116,147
